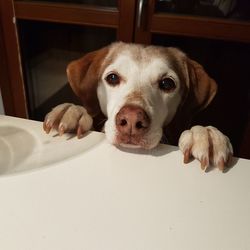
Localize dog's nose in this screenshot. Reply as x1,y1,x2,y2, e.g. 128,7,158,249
116,105,150,136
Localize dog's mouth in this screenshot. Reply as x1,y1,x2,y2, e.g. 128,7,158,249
115,135,146,148
114,133,160,150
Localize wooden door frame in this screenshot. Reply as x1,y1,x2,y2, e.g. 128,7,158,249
117,0,137,42
0,0,28,117
0,20,14,115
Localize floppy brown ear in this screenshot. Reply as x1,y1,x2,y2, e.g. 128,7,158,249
66,46,110,116
186,58,217,112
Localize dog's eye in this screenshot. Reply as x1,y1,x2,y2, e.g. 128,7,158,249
158,77,176,92
105,73,120,86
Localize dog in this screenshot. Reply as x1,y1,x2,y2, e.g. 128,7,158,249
43,42,233,171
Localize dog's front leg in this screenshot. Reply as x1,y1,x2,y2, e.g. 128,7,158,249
178,126,233,171
43,103,93,138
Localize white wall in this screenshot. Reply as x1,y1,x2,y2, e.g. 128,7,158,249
0,90,5,114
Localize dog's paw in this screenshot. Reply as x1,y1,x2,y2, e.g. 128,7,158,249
43,103,93,138
178,126,233,171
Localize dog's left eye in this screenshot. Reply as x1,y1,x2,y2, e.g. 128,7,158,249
158,77,176,92
105,73,120,86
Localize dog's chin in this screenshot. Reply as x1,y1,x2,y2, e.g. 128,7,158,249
114,138,160,150
105,126,162,150
119,143,143,149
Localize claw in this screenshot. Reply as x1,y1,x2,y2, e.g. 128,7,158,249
59,124,65,136
43,119,52,134
217,157,225,171
77,126,84,139
184,148,191,164
200,156,208,170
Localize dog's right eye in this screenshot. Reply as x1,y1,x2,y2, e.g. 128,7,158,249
105,73,120,86
158,77,176,92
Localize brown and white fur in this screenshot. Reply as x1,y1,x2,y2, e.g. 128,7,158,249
43,42,233,171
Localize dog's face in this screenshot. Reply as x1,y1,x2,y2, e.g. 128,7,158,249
67,42,217,149
97,44,186,149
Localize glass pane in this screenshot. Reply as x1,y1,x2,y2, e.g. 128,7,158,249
18,20,116,120
16,0,117,7
155,0,250,21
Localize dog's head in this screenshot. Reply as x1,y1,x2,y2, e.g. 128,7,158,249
67,42,217,149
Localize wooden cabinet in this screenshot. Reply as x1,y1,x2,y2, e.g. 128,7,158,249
0,0,249,158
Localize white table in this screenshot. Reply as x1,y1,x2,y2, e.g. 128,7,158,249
0,115,250,250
